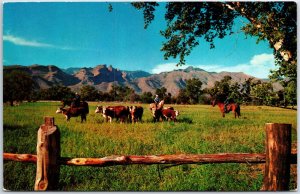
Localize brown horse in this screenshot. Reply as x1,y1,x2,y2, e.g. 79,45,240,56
211,99,241,118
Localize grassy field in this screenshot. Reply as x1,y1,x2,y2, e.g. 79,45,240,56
3,101,297,191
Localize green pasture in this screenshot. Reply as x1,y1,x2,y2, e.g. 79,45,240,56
3,102,297,191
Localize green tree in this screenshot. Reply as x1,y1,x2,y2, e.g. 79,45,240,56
164,92,172,104
282,80,297,108
240,78,254,103
140,92,153,103
250,82,277,105
155,87,168,100
229,82,242,103
186,78,203,104
129,92,141,103
80,85,99,101
208,76,232,101
4,70,34,106
207,76,246,103
109,84,135,101
176,89,189,104
39,85,74,101
133,2,296,97
98,91,113,102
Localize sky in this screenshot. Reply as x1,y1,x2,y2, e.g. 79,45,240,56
3,2,276,78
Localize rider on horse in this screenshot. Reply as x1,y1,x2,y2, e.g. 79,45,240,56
224,94,234,113
154,94,160,107
71,92,81,108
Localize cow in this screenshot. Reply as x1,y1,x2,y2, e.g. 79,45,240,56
129,106,144,123
161,108,179,122
95,105,129,123
56,101,89,123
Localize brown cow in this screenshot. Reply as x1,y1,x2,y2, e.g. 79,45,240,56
129,106,144,123
56,101,89,123
161,108,179,122
95,105,129,123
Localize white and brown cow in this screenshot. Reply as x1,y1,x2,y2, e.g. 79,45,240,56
95,105,129,123
161,108,179,122
56,101,89,123
129,106,144,123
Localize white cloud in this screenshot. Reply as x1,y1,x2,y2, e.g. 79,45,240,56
3,35,54,48
152,53,276,79
3,34,76,50
151,63,183,74
250,53,274,66
196,53,275,78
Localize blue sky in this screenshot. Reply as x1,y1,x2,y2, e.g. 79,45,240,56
3,2,276,78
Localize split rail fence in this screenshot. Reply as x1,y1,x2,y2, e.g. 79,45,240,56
3,117,297,191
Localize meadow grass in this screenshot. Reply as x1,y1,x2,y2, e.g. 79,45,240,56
3,101,297,191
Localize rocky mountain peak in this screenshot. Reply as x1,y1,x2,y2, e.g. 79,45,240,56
4,64,281,96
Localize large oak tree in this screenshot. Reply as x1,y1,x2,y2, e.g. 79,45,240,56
132,2,296,88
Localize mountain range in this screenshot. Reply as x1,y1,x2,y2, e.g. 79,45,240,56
4,64,281,96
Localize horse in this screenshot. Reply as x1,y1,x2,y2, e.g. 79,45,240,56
149,100,164,122
211,98,241,118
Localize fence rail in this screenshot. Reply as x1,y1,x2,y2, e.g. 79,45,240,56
3,117,297,191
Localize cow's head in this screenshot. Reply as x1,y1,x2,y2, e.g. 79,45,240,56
95,106,103,113
56,107,63,114
175,110,179,117
129,106,136,113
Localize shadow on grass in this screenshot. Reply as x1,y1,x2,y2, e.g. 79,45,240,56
3,124,30,131
144,117,193,124
176,117,193,124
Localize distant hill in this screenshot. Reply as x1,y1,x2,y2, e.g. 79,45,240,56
3,64,282,95
134,66,258,95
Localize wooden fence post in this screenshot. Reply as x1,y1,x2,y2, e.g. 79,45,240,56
262,123,292,191
34,117,60,191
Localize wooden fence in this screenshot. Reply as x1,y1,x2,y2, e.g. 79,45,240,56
3,117,297,191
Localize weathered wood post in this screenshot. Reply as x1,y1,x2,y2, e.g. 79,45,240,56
34,117,60,191
262,123,292,191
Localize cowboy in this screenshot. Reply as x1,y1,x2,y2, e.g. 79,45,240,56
72,92,81,107
224,95,233,113
154,94,160,107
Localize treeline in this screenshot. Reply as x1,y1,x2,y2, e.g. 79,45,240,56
4,70,296,107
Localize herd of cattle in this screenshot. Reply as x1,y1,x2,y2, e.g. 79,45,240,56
56,100,180,123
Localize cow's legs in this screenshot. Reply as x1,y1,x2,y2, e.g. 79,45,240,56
108,116,112,123
81,114,87,123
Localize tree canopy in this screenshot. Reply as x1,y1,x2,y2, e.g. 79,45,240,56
132,2,296,83
4,70,34,106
